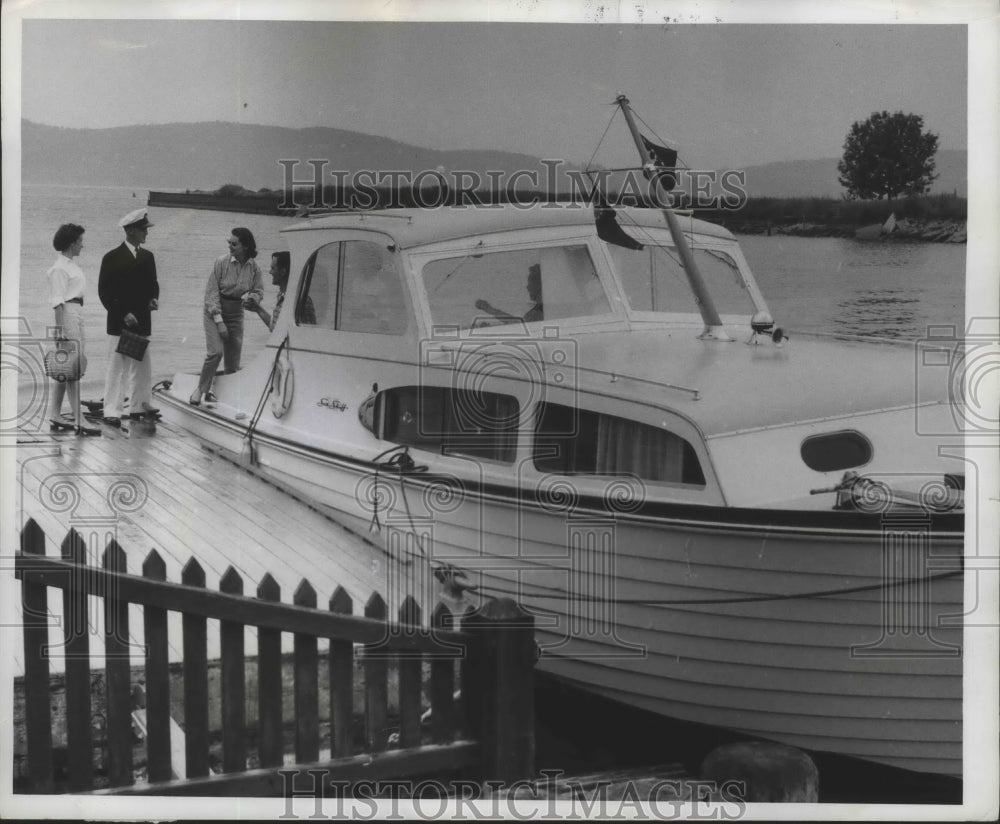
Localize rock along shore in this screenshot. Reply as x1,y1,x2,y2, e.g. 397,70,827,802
729,217,966,243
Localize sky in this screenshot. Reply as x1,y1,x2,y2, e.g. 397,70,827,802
11,9,971,170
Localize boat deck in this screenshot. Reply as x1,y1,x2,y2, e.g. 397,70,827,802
8,415,405,675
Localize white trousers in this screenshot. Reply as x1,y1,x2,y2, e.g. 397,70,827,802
102,334,152,418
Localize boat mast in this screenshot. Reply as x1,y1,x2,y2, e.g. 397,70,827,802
615,94,729,340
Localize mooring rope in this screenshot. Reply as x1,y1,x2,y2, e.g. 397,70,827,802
242,334,289,465
367,445,428,551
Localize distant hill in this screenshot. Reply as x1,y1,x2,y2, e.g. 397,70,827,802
20,120,575,191
22,120,966,199
738,150,966,198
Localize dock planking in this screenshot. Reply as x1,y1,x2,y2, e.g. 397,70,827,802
12,417,423,675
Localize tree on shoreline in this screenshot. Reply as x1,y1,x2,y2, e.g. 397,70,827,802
837,111,939,200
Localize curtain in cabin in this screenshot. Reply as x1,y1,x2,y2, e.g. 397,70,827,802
594,415,685,482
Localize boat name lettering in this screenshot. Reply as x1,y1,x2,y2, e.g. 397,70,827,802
318,397,348,411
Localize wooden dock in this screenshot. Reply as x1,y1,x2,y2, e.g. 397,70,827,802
11,415,416,674
12,418,540,794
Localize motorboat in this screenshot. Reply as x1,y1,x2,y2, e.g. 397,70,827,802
157,97,965,777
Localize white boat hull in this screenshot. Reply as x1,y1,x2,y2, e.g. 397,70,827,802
156,385,963,778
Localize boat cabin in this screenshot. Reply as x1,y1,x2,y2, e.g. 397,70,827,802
187,204,962,516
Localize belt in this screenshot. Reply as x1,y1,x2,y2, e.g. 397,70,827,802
220,295,244,302
67,297,84,305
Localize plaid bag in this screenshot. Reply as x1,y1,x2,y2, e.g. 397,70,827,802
116,329,149,361
44,342,87,382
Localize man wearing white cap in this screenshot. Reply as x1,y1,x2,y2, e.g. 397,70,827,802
97,208,160,426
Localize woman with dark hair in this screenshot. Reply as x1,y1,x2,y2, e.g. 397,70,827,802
47,223,100,436
190,227,264,405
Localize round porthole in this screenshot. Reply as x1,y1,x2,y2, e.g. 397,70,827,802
801,431,873,472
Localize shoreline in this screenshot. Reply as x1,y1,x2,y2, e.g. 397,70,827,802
725,217,967,243
145,191,967,244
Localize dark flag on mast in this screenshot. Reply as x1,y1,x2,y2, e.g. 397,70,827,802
595,205,644,251
641,135,678,190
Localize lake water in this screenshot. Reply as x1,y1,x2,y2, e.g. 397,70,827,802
12,184,965,401
739,233,965,340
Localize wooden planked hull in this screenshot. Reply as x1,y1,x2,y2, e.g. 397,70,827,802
157,386,964,777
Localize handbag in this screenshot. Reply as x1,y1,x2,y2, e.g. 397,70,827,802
44,343,87,382
116,329,150,361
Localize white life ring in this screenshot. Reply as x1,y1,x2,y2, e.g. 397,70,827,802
271,351,294,418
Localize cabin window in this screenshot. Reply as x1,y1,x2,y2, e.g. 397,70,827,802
421,245,611,328
533,403,706,485
607,244,750,315
297,240,408,334
801,431,873,472
364,385,519,463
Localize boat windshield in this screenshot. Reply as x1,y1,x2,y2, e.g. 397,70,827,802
421,244,612,328
606,242,754,316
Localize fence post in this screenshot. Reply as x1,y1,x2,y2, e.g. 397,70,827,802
328,587,354,759
363,592,388,752
463,597,536,785
219,567,246,773
458,603,477,741
103,540,133,788
256,574,283,768
62,529,93,792
429,602,456,745
293,579,319,763
397,596,423,749
181,558,209,778
20,519,54,793
142,550,171,784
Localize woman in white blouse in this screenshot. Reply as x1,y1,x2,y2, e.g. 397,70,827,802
48,223,100,436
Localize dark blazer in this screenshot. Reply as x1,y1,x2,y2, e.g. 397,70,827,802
98,243,159,336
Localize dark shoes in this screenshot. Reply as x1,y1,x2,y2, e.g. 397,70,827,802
102,416,122,428
49,419,101,436
204,392,218,403
188,394,201,406
126,401,162,420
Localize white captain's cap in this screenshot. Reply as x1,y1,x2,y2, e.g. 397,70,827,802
120,208,154,230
